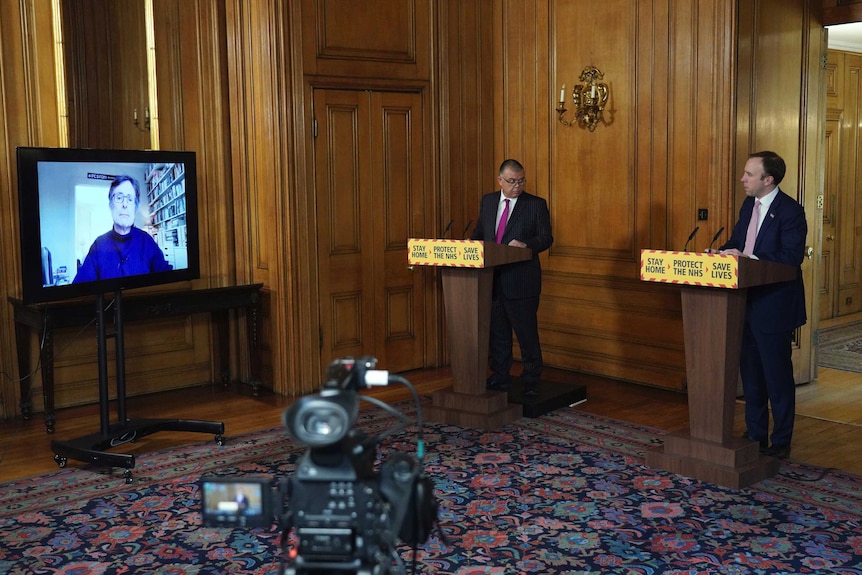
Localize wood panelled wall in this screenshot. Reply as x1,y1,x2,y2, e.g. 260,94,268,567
493,1,737,388
0,0,829,419
61,0,151,150
493,0,823,388
0,1,64,420
824,0,862,25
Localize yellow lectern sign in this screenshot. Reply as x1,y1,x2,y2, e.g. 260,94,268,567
408,239,485,268
640,249,739,288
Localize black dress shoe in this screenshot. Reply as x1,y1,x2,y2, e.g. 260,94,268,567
762,444,791,460
522,384,539,397
486,375,511,391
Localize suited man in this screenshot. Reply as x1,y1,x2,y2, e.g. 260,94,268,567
470,159,553,395
716,150,807,459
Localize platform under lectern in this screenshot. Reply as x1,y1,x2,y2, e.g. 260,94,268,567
640,249,796,488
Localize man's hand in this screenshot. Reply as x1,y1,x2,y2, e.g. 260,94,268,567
508,239,527,248
719,248,750,258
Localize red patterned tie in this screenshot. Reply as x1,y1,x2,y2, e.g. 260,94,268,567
743,199,761,256
495,199,510,244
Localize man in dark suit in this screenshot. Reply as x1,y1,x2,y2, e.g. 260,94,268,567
716,150,807,459
470,159,553,395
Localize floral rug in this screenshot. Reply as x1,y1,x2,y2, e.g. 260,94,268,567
1,404,860,574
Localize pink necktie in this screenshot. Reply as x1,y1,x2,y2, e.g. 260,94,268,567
743,200,761,256
495,199,510,244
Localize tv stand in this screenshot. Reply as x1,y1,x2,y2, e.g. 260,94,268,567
50,291,225,483
52,418,225,482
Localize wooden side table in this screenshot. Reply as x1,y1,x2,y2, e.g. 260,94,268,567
9,283,264,433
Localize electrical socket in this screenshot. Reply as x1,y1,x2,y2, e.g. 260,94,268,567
697,208,708,221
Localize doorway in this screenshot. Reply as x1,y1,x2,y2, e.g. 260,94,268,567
312,88,428,372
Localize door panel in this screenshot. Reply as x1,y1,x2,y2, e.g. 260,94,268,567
820,113,840,320
314,89,426,372
315,91,374,359
370,91,426,371
837,55,862,317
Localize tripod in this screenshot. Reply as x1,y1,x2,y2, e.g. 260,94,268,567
50,289,225,483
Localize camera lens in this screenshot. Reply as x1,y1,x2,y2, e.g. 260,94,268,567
284,393,358,447
301,406,347,438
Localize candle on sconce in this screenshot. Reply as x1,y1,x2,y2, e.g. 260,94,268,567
555,66,608,131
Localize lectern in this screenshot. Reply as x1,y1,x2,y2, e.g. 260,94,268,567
640,249,796,488
408,239,530,428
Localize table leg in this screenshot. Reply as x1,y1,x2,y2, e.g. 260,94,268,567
41,321,56,433
247,299,261,396
14,321,33,420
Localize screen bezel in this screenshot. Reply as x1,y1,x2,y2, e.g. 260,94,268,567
16,146,201,304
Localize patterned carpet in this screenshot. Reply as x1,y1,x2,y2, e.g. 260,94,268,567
818,320,862,373
1,403,861,574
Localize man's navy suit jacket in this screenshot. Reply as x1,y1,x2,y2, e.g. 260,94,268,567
470,191,553,300
719,189,807,333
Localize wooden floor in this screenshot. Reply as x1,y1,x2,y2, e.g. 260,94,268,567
0,364,860,483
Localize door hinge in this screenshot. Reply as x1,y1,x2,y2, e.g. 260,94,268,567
817,194,824,210
313,119,318,138
820,53,829,70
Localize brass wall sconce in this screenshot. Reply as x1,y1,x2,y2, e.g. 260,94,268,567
133,107,151,132
556,66,609,132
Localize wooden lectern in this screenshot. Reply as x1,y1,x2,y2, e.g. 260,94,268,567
640,249,796,488
408,239,530,428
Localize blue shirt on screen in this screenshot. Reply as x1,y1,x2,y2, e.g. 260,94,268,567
73,227,172,283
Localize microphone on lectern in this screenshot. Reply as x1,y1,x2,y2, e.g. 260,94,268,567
461,220,473,239
707,226,725,252
441,219,455,238
683,226,699,252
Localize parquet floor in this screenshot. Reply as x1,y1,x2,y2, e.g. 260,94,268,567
0,364,860,483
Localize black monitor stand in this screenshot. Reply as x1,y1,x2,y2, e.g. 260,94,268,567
50,290,225,483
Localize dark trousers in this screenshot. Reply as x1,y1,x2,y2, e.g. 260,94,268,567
740,321,796,446
489,292,543,383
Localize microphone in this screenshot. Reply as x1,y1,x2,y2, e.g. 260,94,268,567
461,219,473,239
707,226,725,252
441,219,455,238
683,226,699,252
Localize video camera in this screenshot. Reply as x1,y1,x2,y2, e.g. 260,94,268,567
200,356,440,575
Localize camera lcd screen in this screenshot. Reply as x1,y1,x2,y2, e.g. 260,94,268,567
200,477,272,528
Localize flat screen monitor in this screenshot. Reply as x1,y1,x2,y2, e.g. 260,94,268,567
16,146,200,304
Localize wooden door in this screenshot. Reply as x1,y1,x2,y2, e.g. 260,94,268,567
835,53,862,318
313,89,427,373
792,16,828,385
820,50,862,321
